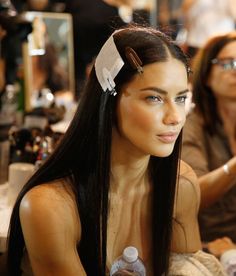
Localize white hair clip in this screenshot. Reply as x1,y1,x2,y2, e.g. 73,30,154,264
102,68,117,96
95,34,124,96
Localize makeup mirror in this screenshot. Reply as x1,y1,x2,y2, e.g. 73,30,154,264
23,11,74,111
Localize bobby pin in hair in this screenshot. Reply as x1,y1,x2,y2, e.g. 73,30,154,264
125,47,143,74
187,67,193,75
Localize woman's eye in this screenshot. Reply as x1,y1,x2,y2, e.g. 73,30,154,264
146,95,162,102
175,95,187,104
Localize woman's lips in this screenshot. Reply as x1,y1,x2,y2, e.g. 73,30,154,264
157,133,178,143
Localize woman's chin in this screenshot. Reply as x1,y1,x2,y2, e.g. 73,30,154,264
151,146,175,158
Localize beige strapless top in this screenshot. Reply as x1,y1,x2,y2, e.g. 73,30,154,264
169,250,227,276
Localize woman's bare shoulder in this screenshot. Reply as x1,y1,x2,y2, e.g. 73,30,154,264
19,179,81,242
20,179,77,212
171,160,202,253
179,160,199,193
175,160,200,217
19,182,87,274
22,178,75,199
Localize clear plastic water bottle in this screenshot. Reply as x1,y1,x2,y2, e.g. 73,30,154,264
110,246,146,276
220,249,236,276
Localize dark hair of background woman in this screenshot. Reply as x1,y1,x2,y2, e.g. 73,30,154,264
7,25,190,276
37,42,69,93
191,32,236,135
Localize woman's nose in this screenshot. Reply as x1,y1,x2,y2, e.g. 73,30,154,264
163,103,183,125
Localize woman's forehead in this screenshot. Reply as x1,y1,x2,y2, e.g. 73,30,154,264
128,60,187,85
120,60,188,96
217,40,236,57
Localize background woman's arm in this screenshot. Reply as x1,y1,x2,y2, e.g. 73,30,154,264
182,113,236,209
198,157,236,208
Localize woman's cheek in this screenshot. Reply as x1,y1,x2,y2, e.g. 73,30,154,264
128,105,159,130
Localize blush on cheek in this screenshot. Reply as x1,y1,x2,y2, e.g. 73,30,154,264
127,106,154,130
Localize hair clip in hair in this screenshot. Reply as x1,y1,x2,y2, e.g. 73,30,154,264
110,88,117,96
125,47,143,74
187,67,193,75
102,68,117,96
137,66,143,74
95,34,124,95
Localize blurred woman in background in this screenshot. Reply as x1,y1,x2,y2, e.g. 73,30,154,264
182,32,236,247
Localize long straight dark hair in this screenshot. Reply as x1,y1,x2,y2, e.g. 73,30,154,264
7,25,189,276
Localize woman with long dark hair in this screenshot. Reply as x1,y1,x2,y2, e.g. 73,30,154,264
182,32,236,247
7,25,223,276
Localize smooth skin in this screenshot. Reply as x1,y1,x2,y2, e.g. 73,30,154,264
20,58,202,275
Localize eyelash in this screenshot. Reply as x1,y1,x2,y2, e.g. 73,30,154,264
146,95,187,104
175,95,187,104
146,95,162,102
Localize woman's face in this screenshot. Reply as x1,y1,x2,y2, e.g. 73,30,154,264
114,58,189,157
207,40,236,100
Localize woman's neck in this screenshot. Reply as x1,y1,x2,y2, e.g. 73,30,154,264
110,129,150,195
216,96,236,127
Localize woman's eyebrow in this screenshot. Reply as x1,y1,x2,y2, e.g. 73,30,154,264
140,87,189,95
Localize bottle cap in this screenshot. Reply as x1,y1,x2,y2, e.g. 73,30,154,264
220,249,236,267
123,246,138,263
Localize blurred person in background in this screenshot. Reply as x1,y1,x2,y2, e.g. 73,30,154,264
158,0,184,39
181,0,236,58
182,32,236,248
